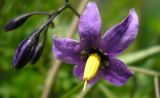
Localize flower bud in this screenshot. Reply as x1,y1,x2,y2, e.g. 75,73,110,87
13,33,39,69
30,41,44,64
30,26,48,64
5,14,31,31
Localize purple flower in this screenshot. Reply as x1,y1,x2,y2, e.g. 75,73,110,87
52,2,139,88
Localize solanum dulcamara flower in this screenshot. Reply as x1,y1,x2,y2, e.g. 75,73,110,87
52,2,139,91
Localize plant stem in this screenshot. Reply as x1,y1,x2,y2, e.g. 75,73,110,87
28,12,50,16
35,1,80,35
41,60,61,98
129,66,160,76
119,45,160,64
154,76,160,98
35,2,69,35
68,5,80,17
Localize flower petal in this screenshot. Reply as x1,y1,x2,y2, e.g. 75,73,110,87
52,36,81,64
103,58,133,86
101,9,139,57
73,61,85,80
73,60,102,84
78,2,101,48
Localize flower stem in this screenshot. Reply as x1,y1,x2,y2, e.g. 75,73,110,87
119,45,160,64
34,0,80,35
35,2,69,35
129,66,160,76
83,81,88,92
68,5,80,17
154,76,160,98
41,60,61,98
28,12,50,16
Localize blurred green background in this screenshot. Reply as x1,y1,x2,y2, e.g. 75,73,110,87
0,0,160,98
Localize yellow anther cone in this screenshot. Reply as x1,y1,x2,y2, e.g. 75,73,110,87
83,53,101,91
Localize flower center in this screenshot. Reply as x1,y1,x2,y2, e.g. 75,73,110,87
83,53,101,91
81,48,109,91
81,48,108,67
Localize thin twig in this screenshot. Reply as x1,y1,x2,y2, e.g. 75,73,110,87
119,45,160,64
129,66,160,76
69,5,80,17
41,60,61,98
36,2,69,35
27,12,50,16
154,76,160,98
41,0,88,98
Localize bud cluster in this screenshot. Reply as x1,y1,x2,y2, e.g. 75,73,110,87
4,0,79,69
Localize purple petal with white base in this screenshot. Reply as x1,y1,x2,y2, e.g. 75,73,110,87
78,2,101,48
52,36,81,64
103,58,133,86
101,9,139,57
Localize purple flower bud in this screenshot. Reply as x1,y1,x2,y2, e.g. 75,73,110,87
30,41,44,64
5,14,31,31
13,33,39,69
30,26,48,64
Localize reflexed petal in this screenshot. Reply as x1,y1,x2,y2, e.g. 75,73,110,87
78,2,101,48
73,61,102,84
103,58,133,86
52,36,82,64
101,9,139,57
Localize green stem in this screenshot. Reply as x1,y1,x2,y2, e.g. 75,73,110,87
154,76,160,98
129,66,160,76
36,2,69,35
68,5,80,17
28,12,50,16
119,45,160,64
